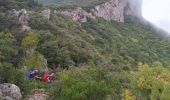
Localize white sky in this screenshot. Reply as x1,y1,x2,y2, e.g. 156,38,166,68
142,0,170,33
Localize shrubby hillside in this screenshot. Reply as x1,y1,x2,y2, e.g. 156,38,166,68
1,0,170,100
38,0,106,7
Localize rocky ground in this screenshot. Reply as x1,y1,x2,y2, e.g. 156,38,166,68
27,89,49,100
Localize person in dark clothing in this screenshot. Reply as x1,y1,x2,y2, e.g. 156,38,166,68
28,69,41,80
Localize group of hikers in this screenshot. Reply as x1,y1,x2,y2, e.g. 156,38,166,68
28,69,54,84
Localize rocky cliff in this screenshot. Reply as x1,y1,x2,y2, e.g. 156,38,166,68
12,0,142,25
92,0,125,22
59,7,95,23
58,0,142,22
13,9,31,31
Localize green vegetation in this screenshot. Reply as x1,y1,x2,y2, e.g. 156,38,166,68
0,0,39,10
1,1,170,99
51,66,121,100
129,63,170,100
38,0,106,7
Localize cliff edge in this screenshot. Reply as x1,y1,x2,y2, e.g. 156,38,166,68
59,0,143,22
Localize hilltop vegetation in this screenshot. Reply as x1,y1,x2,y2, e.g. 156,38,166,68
38,0,106,7
1,0,170,99
0,0,39,10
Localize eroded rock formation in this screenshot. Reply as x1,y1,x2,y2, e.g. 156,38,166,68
41,9,51,20
92,0,125,22
13,9,31,31
58,0,142,22
12,0,142,24
59,7,95,22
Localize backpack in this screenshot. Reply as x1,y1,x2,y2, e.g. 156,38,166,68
28,70,35,79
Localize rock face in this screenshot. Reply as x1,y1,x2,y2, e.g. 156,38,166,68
92,0,125,22
12,0,142,24
13,9,31,31
58,0,142,22
59,7,95,22
0,83,22,100
18,9,29,26
41,9,51,20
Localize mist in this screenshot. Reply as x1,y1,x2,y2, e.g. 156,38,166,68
142,0,170,34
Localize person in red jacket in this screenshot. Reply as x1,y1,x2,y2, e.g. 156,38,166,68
43,72,50,83
43,71,55,83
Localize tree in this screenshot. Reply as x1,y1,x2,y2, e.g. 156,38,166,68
0,11,21,32
22,51,47,69
21,32,38,50
0,32,18,64
21,32,47,69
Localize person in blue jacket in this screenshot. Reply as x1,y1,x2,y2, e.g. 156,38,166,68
28,69,41,80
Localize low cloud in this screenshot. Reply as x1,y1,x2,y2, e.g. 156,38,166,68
142,0,170,34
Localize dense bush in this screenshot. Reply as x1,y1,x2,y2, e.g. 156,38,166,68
50,66,121,100
0,62,47,96
0,32,18,65
0,11,21,32
129,63,170,100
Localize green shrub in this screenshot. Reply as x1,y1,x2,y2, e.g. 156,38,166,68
50,66,121,100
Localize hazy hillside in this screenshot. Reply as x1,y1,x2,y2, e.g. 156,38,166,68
1,0,170,100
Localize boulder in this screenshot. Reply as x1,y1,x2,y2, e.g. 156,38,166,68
0,83,22,100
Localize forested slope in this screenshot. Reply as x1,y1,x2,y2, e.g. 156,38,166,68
0,0,170,99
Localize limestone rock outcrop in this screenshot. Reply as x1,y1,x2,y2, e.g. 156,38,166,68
41,9,51,20
59,7,95,22
0,83,22,100
13,9,31,31
18,9,29,26
92,0,125,22
12,0,142,24
58,0,142,23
